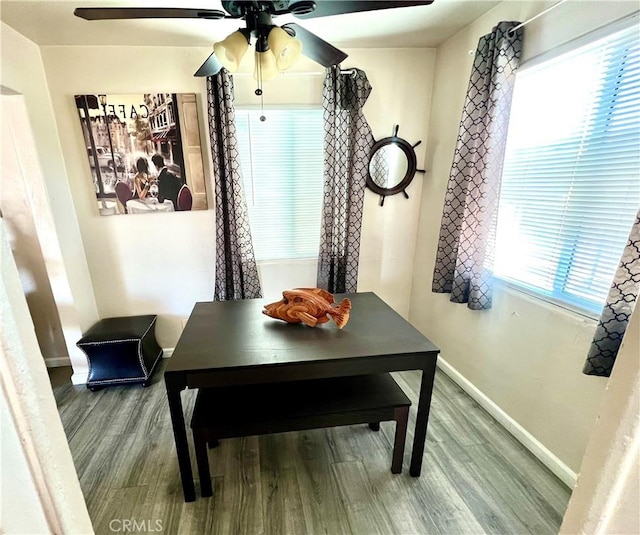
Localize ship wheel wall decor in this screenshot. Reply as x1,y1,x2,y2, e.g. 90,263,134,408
366,125,424,206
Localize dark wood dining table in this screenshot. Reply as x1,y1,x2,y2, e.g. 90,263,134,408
164,292,440,502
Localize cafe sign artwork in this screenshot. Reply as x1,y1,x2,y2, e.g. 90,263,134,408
74,93,208,216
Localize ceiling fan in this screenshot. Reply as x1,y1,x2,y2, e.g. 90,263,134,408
74,1,435,78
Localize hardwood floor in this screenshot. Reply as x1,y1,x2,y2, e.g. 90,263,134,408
48,361,570,534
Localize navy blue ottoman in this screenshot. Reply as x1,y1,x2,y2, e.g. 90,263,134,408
77,315,163,390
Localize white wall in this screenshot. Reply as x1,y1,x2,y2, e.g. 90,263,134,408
39,45,435,349
348,49,435,318
410,0,639,474
0,23,98,333
1,95,67,360
560,306,640,534
0,219,93,534
1,24,96,381
0,393,50,534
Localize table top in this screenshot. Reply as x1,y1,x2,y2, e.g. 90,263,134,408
126,198,174,213
167,292,439,375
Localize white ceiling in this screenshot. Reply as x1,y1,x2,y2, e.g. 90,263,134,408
0,0,502,48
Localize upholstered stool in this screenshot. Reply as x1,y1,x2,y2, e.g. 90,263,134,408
77,315,163,390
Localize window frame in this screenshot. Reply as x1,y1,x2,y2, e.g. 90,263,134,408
234,104,325,263
493,13,640,319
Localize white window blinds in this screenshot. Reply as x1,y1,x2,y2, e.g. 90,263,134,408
495,22,640,314
235,108,324,262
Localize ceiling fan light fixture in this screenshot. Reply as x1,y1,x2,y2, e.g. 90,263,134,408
268,26,303,71
253,50,279,82
213,29,249,72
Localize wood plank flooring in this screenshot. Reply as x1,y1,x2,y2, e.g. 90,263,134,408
48,361,570,534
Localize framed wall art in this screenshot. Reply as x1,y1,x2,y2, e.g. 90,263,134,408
74,93,208,216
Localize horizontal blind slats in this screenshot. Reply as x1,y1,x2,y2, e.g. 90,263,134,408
495,23,640,314
236,109,324,262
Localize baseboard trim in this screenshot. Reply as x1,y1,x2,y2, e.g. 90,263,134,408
45,357,71,368
162,348,174,358
436,356,577,489
71,372,88,385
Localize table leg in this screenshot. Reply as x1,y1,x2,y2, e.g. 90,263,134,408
165,380,196,502
391,405,409,474
193,429,213,498
410,360,437,477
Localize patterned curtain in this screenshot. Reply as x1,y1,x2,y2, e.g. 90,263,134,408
207,71,261,300
584,210,640,377
317,67,374,293
432,21,523,310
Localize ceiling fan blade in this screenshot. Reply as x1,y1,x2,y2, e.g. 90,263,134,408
74,8,228,21
294,0,434,19
194,53,224,77
283,23,347,68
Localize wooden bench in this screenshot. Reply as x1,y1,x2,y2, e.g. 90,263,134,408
190,373,411,497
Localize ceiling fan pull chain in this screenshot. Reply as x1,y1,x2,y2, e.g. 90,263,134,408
259,89,266,122
254,56,267,122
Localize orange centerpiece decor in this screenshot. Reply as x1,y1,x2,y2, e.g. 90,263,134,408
262,288,352,329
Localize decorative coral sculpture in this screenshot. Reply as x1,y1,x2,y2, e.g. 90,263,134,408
262,288,352,329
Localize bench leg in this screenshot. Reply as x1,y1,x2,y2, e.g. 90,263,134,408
368,422,380,431
193,429,213,498
391,406,409,474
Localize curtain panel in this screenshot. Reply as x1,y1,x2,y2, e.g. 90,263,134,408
584,209,640,377
432,21,523,310
317,67,374,294
207,71,262,301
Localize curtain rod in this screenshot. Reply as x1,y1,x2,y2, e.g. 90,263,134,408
288,69,357,76
232,69,356,77
508,0,569,35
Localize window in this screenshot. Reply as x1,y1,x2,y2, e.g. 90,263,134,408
235,108,324,261
495,22,640,315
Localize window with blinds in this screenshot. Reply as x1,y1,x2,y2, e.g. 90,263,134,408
235,108,324,262
494,21,640,315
